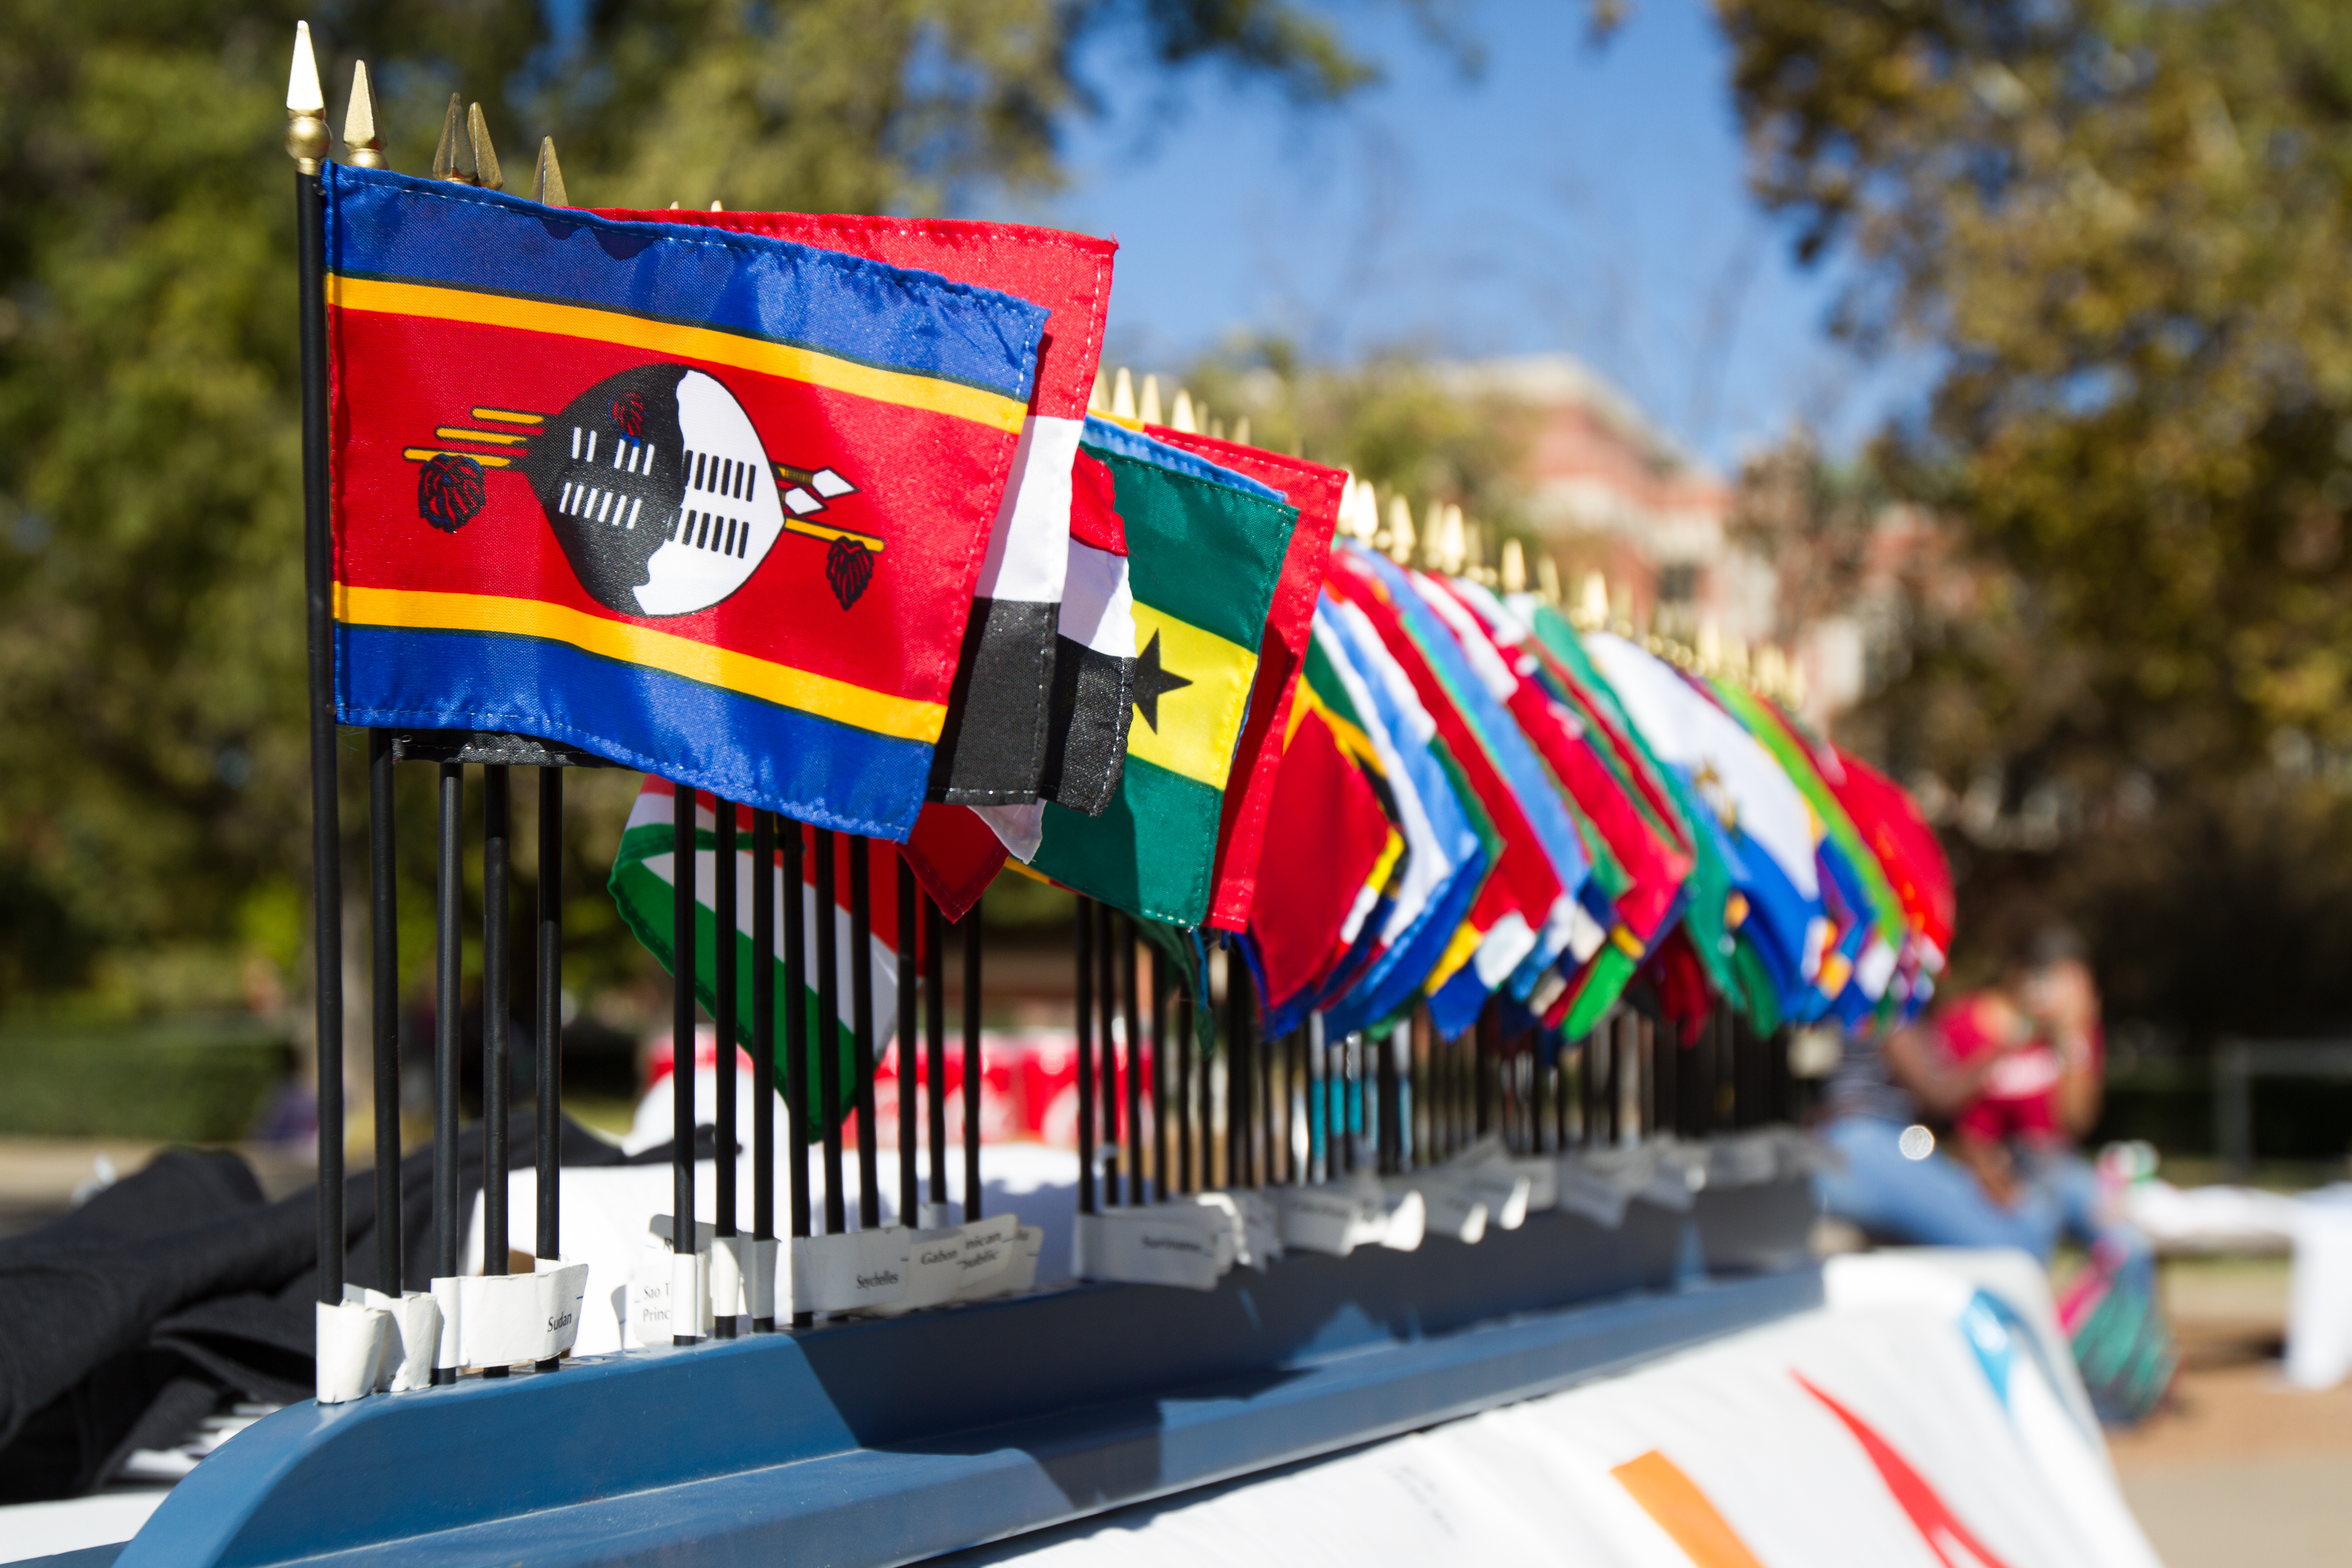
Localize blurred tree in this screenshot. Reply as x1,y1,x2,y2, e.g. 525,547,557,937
1714,0,2352,1036
1183,339,1538,532
0,0,1397,1015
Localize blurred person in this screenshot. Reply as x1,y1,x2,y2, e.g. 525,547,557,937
1936,927,2136,1262
1813,997,2060,1253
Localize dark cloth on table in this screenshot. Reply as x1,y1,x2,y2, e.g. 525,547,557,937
0,1114,666,1500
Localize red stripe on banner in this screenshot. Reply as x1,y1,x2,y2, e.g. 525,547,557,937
1795,1373,2018,1568
595,209,1116,421
1145,429,1347,932
329,307,1016,709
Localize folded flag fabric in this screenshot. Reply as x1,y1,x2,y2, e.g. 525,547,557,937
1582,630,1827,1015
609,775,903,1128
1327,544,1592,1036
326,165,1046,839
1144,432,1350,932
1245,605,1405,1031
1514,598,1736,1003
1447,579,1690,1029
595,207,1119,811
1712,680,1906,1014
1313,597,1490,1038
1024,420,1299,926
1816,741,1954,987
898,802,1008,923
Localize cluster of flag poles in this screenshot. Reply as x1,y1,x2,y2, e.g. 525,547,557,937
281,14,1950,1390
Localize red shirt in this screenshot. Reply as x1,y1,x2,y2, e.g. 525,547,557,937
1936,994,2101,1145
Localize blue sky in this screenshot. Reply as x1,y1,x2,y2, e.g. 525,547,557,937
977,0,1932,470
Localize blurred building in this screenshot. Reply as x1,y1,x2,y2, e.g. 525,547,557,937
1442,353,1940,732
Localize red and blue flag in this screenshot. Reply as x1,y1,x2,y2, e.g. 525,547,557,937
324,165,1049,838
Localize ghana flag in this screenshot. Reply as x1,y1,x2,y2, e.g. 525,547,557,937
324,165,1048,839
1024,420,1298,926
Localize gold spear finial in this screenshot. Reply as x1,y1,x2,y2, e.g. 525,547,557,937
467,103,503,191
1139,374,1163,426
284,22,330,173
1232,415,1251,446
341,60,385,168
532,137,568,206
1535,552,1562,605
1576,570,1607,628
1111,367,1137,421
710,199,725,211
1170,387,1197,434
1435,503,1465,575
431,95,471,182
1501,538,1527,593
1386,496,1416,566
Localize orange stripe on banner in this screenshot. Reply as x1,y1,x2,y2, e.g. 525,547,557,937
1611,1450,1770,1568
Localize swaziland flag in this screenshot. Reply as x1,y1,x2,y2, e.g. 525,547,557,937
323,164,1047,839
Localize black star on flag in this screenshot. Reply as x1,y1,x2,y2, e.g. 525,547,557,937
1130,630,1193,732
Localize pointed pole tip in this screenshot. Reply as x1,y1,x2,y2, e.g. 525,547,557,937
284,21,329,170
342,60,386,169
287,20,326,115
468,103,503,192
532,137,569,207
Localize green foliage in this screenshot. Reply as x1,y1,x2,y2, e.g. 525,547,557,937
0,1015,289,1139
0,0,1389,1014
1714,0,2352,1034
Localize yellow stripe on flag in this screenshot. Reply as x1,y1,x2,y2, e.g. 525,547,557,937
330,276,1030,435
1124,603,1259,790
334,583,945,743
1423,917,1486,997
1362,828,1405,902
1611,1451,1769,1568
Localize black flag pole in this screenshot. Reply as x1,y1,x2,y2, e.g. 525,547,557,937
285,21,343,1314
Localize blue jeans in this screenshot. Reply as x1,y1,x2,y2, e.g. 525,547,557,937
1815,1116,2063,1255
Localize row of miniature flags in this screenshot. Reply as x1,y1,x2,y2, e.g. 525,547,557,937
317,158,1954,1046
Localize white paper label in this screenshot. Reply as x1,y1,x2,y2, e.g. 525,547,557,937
1074,1209,1225,1290
1233,1190,1283,1269
1411,1174,1490,1244
343,1285,442,1391
1277,1185,1363,1256
1187,1194,1243,1273
744,1237,778,1319
1377,1186,1426,1251
710,1235,746,1320
1639,1146,1705,1212
1707,1131,1780,1188
459,1264,590,1368
1454,1169,1533,1231
316,1299,392,1404
430,1275,464,1369
1002,1226,1044,1294
790,1230,912,1314
1555,1159,1632,1229
627,1243,676,1346
950,1214,1022,1300
1509,1157,1559,1214
875,1226,966,1315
